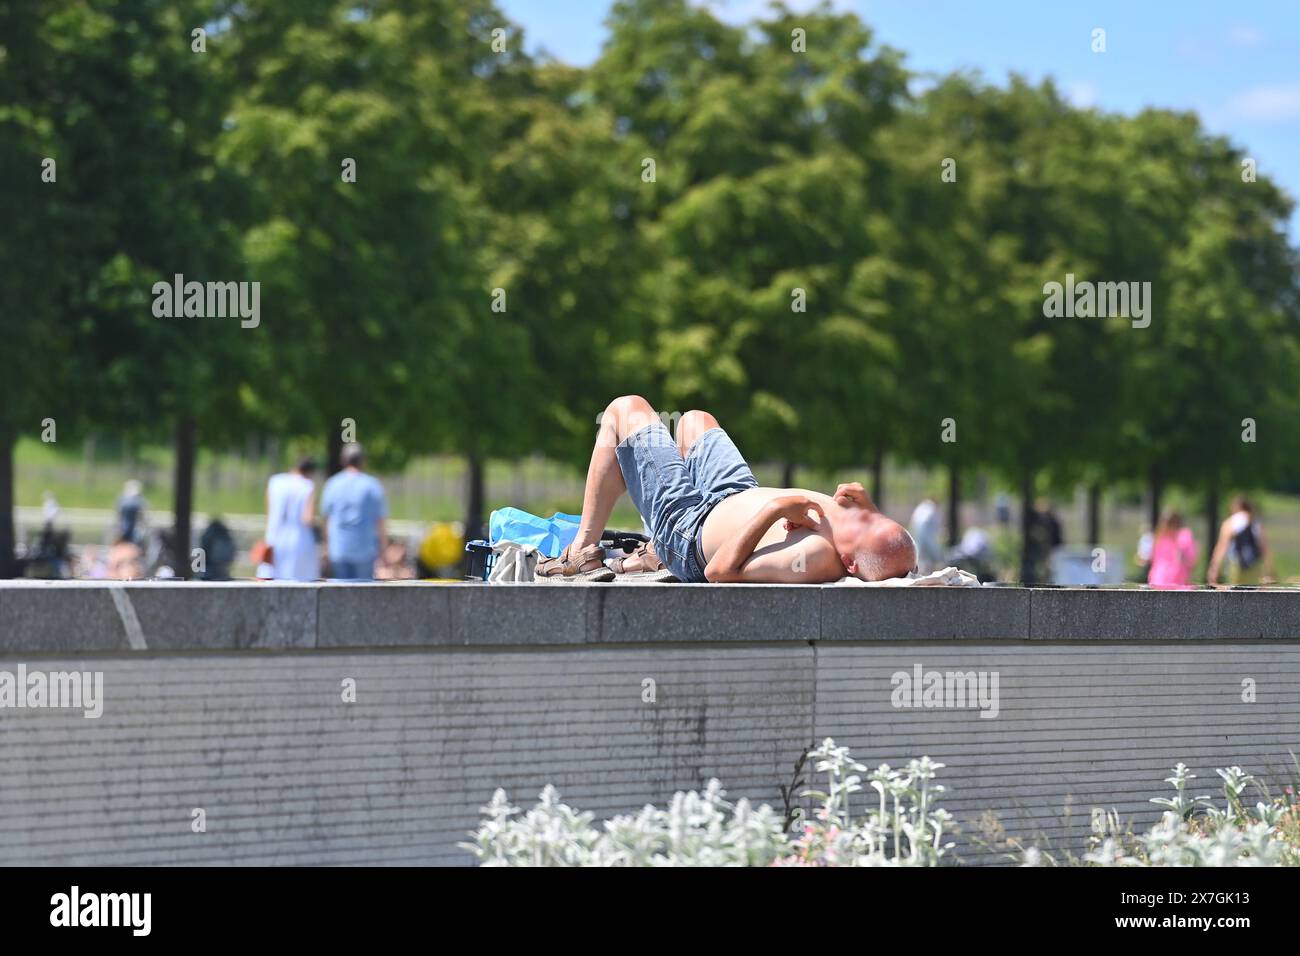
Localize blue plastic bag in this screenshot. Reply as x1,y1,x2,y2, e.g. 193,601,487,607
488,507,581,558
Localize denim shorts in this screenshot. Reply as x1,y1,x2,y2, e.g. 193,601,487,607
328,557,373,581
615,422,758,582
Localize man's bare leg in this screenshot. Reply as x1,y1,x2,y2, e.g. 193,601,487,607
569,394,663,555
674,408,720,459
600,407,719,576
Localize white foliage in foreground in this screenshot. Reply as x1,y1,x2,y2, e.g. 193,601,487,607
1077,764,1297,867
461,738,955,867
464,745,1300,867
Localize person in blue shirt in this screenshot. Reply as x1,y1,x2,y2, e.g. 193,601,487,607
320,443,388,581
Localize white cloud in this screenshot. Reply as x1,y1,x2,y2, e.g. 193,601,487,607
1227,84,1300,123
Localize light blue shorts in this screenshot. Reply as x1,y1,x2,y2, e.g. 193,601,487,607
615,423,758,582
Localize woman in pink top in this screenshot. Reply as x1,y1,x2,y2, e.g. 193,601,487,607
1147,510,1197,587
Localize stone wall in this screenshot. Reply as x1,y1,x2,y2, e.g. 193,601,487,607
1,581,1296,864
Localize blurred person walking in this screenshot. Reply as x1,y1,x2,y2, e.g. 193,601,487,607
116,479,147,544
198,516,238,581
1208,495,1276,585
1146,509,1197,588
27,490,71,578
320,444,387,581
909,498,943,574
41,489,60,530
1023,498,1063,585
994,492,1011,527
265,457,320,581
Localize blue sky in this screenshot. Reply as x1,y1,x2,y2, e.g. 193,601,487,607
499,0,1300,240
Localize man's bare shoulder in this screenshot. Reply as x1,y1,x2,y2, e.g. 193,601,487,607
799,534,846,581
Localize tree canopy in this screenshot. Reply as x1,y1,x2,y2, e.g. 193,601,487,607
3,0,1297,576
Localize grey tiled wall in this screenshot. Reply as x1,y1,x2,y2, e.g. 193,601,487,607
1,581,1296,865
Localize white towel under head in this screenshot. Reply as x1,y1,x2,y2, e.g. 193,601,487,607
831,566,980,587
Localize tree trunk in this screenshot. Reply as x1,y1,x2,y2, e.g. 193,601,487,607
1087,483,1102,546
780,460,796,488
326,426,344,478
173,415,197,579
0,424,16,578
870,446,885,510
1018,471,1035,584
465,453,486,543
946,465,960,547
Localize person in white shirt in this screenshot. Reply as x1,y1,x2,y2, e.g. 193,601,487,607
909,498,943,575
265,458,320,581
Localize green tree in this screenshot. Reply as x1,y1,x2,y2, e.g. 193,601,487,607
1,0,245,576
590,0,913,492
481,59,658,468
220,0,537,539
0,1,78,575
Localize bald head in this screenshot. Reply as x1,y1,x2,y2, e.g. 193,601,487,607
850,517,917,582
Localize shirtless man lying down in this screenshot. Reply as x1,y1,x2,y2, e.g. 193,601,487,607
535,395,917,583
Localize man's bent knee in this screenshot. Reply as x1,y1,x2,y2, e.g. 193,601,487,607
603,395,660,445
676,408,720,457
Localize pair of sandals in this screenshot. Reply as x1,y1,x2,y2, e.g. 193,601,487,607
535,541,675,583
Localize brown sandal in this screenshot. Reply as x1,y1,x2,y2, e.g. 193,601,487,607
610,542,677,582
534,543,615,582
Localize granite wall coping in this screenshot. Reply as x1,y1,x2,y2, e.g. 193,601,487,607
0,580,1297,652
